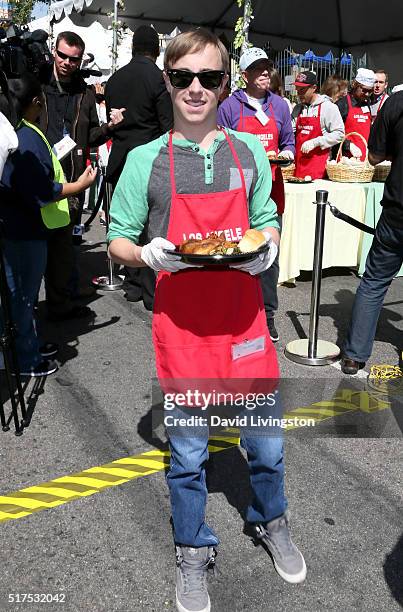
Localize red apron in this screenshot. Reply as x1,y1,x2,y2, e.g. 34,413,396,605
295,104,329,179
152,129,279,384
237,103,285,215
344,94,371,160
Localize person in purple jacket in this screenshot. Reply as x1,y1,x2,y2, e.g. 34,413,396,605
218,47,295,343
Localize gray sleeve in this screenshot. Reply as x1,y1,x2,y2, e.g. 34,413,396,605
291,104,301,132
317,102,345,149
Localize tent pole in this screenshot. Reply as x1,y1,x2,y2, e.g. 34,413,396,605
112,0,118,73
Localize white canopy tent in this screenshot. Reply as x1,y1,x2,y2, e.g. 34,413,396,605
47,0,403,83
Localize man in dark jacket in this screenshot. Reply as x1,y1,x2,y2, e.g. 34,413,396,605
105,25,173,185
105,25,173,309
38,30,124,320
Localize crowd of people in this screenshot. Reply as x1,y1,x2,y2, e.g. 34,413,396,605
0,30,126,375
0,24,402,611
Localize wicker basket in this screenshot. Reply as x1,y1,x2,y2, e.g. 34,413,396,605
281,163,295,180
326,132,374,183
372,163,391,182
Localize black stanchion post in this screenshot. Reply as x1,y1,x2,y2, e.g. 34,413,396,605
308,189,327,358
285,189,340,366
92,169,123,291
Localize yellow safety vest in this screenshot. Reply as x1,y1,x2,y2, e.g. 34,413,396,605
20,119,70,229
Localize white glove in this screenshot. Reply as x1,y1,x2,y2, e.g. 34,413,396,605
277,149,294,160
301,138,320,154
349,143,362,158
230,232,278,275
140,237,199,273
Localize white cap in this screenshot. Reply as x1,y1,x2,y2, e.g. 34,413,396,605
355,68,376,88
392,83,403,94
239,47,270,71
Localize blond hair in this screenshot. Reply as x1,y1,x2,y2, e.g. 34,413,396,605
164,29,229,74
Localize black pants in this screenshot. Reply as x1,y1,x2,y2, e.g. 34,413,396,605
107,173,157,312
45,198,83,316
122,267,156,311
260,217,282,322
45,222,75,316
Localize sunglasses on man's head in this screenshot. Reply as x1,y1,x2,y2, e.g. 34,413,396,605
56,49,82,63
166,69,225,90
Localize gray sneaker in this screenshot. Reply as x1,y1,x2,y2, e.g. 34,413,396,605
175,545,216,612
254,511,306,584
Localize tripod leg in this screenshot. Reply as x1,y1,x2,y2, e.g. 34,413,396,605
0,235,27,434
0,373,10,431
0,342,24,434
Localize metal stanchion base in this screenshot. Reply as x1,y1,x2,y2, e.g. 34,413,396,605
92,275,123,291
285,338,340,366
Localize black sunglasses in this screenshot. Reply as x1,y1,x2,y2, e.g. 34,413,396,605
166,69,225,90
56,49,82,63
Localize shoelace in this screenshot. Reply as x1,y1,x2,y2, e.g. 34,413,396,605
177,550,216,595
257,518,295,557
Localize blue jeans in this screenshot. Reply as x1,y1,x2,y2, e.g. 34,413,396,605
344,212,403,362
166,402,287,547
1,239,47,370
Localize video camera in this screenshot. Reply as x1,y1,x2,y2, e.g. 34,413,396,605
0,24,103,80
0,24,53,83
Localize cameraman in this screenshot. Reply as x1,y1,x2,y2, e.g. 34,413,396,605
38,31,124,321
0,73,96,376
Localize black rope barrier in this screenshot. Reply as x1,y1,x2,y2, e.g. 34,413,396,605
328,204,376,235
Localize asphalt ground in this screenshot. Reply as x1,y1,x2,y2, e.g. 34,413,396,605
0,216,402,612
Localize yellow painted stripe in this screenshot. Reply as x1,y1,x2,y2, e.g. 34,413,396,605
0,389,390,524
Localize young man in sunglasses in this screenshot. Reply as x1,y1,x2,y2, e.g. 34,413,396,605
108,29,306,612
335,68,376,160
37,30,124,321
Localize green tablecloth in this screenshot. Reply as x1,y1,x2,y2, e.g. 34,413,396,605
359,182,403,277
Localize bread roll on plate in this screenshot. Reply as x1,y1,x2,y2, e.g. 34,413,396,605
238,229,266,253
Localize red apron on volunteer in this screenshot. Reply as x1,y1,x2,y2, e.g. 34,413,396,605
344,94,371,161
294,105,329,179
237,103,285,215
153,129,279,381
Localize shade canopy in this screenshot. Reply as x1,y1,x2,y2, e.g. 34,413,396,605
48,0,402,47
48,0,403,82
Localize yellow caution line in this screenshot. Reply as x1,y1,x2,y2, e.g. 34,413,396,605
0,389,391,524
0,443,235,524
